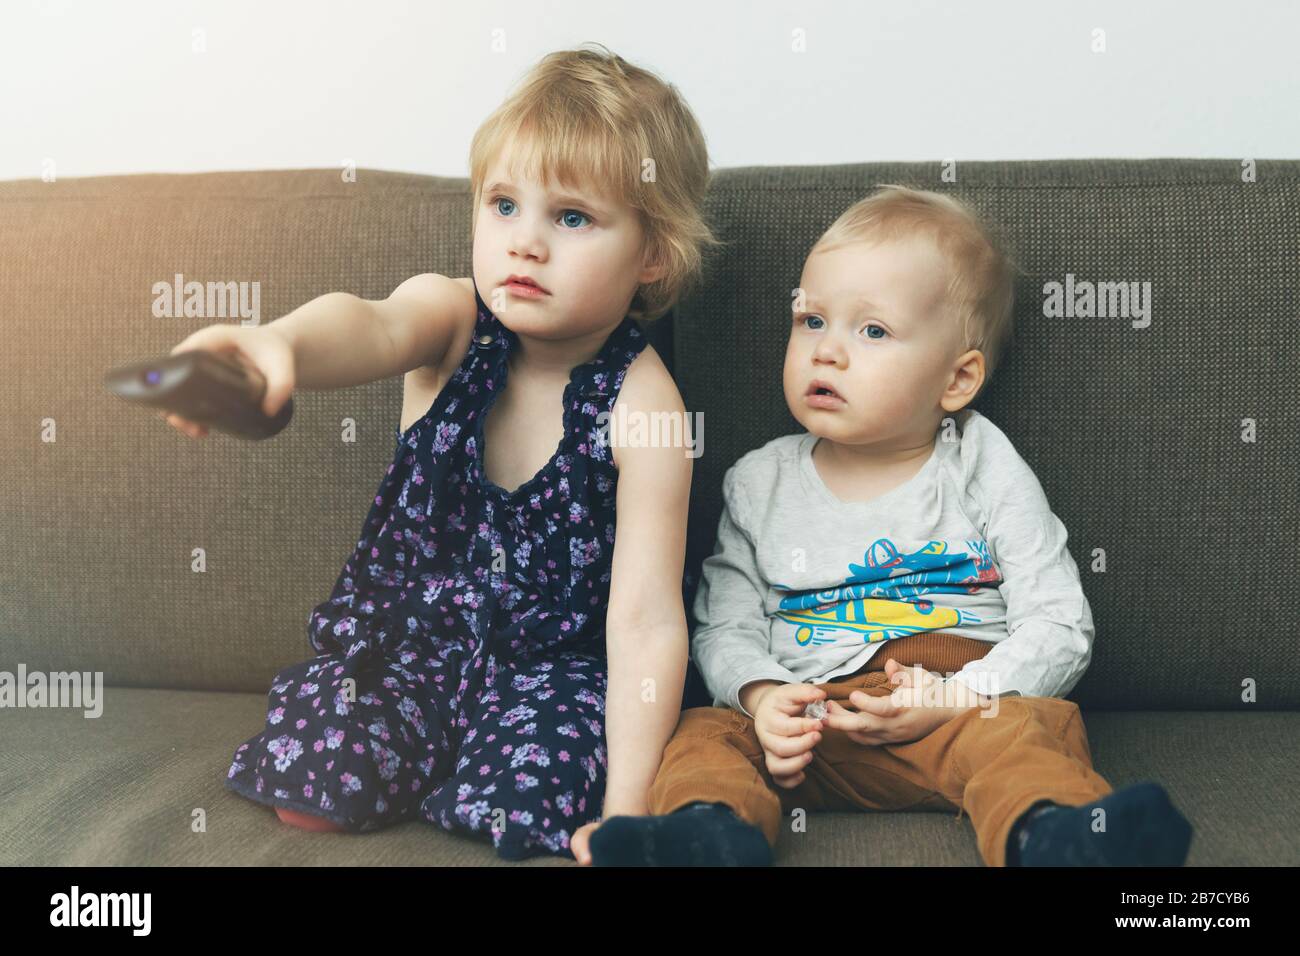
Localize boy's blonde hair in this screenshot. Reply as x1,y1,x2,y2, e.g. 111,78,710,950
468,43,719,322
810,185,1019,392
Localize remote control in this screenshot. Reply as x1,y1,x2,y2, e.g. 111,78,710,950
103,349,294,440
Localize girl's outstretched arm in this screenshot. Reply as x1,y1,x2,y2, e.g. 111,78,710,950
598,349,694,819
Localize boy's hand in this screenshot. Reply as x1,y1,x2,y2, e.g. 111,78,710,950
822,658,984,746
751,682,828,790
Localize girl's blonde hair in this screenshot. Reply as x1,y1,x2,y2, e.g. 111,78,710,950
811,185,1020,391
468,43,719,321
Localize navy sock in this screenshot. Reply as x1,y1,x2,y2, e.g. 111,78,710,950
1005,782,1193,867
588,801,773,866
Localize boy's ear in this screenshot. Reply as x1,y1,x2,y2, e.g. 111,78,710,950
941,348,985,413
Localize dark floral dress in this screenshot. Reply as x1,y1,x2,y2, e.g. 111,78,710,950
225,281,647,860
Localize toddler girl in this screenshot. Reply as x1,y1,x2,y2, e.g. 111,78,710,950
165,44,713,860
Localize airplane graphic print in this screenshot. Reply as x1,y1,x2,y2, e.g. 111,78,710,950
773,538,1003,646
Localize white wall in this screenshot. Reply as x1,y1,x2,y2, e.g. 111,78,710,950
3,0,1297,182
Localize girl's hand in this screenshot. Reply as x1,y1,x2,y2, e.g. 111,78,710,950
572,797,648,865
161,324,296,438
572,819,603,865
160,408,208,439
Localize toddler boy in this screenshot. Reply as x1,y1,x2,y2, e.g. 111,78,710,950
590,185,1194,867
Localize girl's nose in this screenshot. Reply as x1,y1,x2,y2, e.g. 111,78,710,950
509,219,548,262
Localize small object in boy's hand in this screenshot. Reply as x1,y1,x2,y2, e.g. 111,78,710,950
803,699,828,720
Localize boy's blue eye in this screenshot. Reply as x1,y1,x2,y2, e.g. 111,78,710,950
863,324,887,340
801,315,824,330
560,210,590,229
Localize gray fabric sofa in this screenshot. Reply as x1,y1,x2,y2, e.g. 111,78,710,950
2,160,1297,865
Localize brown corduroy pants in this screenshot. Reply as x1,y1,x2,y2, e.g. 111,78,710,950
648,632,1112,866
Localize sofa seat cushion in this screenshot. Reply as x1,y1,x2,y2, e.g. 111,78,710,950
3,687,1296,866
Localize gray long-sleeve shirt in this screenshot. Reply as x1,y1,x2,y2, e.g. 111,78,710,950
691,408,1095,718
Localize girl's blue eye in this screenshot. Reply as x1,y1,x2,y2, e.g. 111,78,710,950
863,324,887,340
491,197,589,229
802,315,824,330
